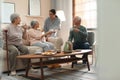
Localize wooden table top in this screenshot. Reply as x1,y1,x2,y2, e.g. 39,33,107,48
17,49,92,59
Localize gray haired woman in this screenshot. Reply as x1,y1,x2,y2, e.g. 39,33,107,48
28,20,55,52
3,13,29,75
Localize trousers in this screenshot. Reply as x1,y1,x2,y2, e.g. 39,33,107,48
7,44,29,71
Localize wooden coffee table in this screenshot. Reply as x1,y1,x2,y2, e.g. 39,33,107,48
17,49,92,80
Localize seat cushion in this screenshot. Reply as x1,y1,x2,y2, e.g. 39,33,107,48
48,37,63,52
26,46,43,54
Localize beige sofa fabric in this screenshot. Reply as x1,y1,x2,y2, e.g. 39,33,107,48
48,37,63,52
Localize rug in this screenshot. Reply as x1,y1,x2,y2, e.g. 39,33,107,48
1,75,30,80
1,64,96,80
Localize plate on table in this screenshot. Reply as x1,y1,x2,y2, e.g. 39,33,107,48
73,49,81,52
41,51,56,56
35,51,42,55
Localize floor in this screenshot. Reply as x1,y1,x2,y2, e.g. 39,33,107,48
1,56,97,80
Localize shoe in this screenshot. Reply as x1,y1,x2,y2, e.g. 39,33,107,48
48,64,61,69
30,68,38,73
48,65,54,69
53,64,61,68
10,71,16,76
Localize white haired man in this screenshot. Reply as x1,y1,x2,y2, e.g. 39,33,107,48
68,16,90,65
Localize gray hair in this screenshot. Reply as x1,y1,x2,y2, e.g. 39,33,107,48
74,16,81,22
30,20,38,28
10,13,20,23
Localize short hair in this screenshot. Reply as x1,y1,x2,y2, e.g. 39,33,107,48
74,16,81,22
10,13,20,23
30,20,38,28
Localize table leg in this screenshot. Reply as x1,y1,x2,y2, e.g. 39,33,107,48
40,58,44,80
86,53,90,71
71,62,74,68
25,59,31,77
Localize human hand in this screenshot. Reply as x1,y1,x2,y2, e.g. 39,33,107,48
40,35,44,39
22,24,28,30
73,28,79,32
50,29,56,33
48,30,55,35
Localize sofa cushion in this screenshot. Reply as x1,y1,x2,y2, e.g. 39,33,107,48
26,46,43,54
48,37,63,52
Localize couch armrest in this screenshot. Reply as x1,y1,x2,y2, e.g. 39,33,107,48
26,46,43,54
48,37,63,52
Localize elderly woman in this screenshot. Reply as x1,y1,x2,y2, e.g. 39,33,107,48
28,20,55,52
3,13,29,75
28,20,61,69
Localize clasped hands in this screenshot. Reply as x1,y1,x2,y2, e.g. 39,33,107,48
73,27,80,32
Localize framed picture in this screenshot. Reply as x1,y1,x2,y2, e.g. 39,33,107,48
28,0,40,16
1,2,15,23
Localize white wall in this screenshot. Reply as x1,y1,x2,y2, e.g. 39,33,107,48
97,0,120,80
1,0,51,29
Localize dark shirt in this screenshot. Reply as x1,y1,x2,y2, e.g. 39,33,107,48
68,25,88,44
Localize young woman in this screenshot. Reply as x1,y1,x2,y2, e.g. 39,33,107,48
43,9,61,37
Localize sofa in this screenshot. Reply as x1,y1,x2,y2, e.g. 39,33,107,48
0,31,63,72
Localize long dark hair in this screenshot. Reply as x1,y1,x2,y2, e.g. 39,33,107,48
49,9,58,18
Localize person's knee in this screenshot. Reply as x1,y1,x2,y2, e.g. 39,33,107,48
84,42,90,49
9,48,19,56
8,45,18,55
22,47,29,54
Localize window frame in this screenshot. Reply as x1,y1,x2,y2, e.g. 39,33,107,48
73,0,97,30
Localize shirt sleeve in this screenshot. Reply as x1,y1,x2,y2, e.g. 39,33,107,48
43,18,48,33
79,27,88,38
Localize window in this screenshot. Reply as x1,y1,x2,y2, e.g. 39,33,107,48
73,0,97,29
1,2,15,23
29,0,40,16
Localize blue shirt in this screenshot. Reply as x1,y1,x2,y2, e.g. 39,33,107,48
43,17,60,32
44,17,60,36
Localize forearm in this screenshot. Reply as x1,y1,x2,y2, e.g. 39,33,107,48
79,30,87,37
22,29,27,39
68,31,73,42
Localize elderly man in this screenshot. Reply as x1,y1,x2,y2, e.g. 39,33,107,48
68,16,90,64
3,13,29,75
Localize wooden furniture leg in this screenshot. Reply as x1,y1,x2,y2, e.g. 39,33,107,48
4,30,10,75
25,59,31,77
86,53,90,71
40,58,44,80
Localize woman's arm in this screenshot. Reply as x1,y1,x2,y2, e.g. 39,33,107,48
22,24,28,39
41,30,55,37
